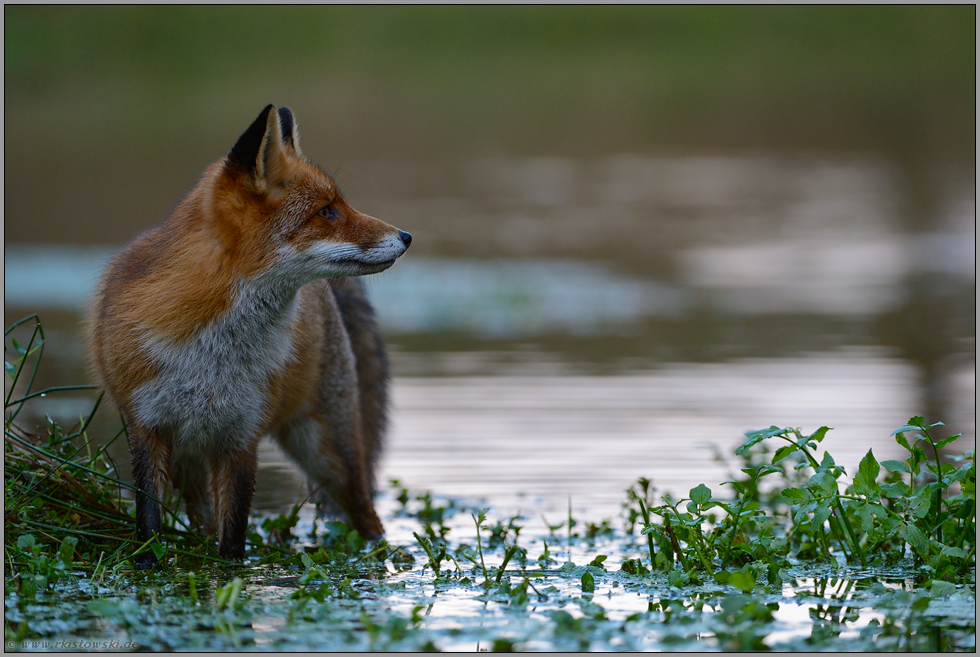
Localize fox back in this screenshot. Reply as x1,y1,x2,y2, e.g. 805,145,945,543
90,105,411,564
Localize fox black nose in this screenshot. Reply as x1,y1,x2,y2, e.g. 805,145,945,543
399,231,412,248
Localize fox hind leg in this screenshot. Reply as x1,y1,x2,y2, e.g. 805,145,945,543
171,454,215,535
276,280,384,539
276,414,383,539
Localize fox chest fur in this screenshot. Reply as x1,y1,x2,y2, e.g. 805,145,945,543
128,283,339,455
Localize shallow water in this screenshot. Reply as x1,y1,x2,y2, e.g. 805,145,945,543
6,487,976,652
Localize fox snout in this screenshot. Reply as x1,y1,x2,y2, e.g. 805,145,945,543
362,228,411,274
370,226,412,260
370,228,413,263
369,228,411,270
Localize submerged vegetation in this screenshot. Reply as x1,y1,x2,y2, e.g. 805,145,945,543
5,316,976,651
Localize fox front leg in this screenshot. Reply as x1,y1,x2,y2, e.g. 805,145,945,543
210,442,259,560
128,426,171,569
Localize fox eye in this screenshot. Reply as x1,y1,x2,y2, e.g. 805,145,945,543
317,205,339,220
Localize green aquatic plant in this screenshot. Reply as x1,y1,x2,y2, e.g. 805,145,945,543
885,418,975,578
618,421,975,591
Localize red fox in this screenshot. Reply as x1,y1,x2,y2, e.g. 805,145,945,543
89,105,411,565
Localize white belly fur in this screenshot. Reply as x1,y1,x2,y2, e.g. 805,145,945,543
130,284,301,455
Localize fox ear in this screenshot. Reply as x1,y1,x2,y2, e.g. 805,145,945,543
227,104,288,185
277,107,302,156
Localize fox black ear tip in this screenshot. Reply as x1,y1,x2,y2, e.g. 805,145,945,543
257,104,276,122
229,105,280,172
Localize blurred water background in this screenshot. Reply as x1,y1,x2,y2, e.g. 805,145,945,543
4,6,975,521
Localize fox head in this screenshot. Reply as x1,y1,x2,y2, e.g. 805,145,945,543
210,104,411,284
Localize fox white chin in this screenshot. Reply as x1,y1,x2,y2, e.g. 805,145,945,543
332,258,398,277
359,258,398,274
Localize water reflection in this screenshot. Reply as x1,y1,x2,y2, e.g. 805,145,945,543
253,351,934,518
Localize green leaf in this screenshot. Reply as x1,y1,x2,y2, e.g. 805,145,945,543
58,536,78,564
858,449,880,482
808,472,838,495
689,484,711,505
766,558,785,587
950,462,975,484
880,482,910,499
781,487,807,502
4,360,16,376
901,524,932,557
812,506,832,527
16,534,36,552
620,559,647,576
819,451,838,471
710,500,733,514
940,546,966,559
807,426,832,443
929,580,957,596
588,555,608,570
722,480,746,496
736,426,786,455
727,570,756,593
580,571,595,593
17,575,37,600
667,569,689,588
880,460,910,474
894,432,912,451
854,503,873,533
891,417,927,439
771,445,796,464
936,433,964,449
854,449,881,496
755,465,782,478
907,489,932,519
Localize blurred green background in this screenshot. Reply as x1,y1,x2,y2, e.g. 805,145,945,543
4,5,975,244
